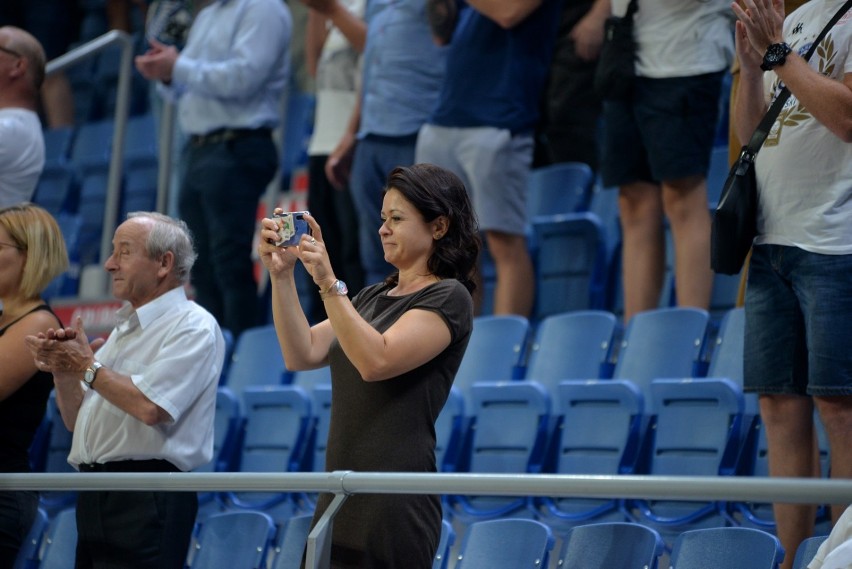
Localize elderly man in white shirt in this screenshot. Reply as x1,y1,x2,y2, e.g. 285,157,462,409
26,211,225,569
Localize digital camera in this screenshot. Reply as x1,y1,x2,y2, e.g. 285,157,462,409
272,211,311,247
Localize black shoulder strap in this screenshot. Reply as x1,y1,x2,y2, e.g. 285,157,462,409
746,0,852,153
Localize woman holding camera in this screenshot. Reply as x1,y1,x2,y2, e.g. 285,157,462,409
258,163,480,568
0,203,67,565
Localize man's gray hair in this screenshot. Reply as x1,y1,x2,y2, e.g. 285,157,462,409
127,211,197,283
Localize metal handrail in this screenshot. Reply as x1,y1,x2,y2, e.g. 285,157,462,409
46,30,136,294
2,471,851,568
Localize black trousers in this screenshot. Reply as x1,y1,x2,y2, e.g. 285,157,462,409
75,460,197,569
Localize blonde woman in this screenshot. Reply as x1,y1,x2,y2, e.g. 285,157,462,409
0,203,67,565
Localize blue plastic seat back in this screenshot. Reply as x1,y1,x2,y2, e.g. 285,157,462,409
453,316,530,398
123,112,158,165
648,378,744,477
669,527,784,569
195,387,243,473
792,535,829,569
559,522,664,569
432,519,456,569
435,387,465,472
632,379,745,538
706,308,756,416
43,126,75,168
122,161,159,218
12,507,48,569
531,213,608,319
70,119,114,170
228,386,311,510
270,514,313,569
309,385,332,473
527,161,594,217
614,307,709,408
33,166,77,216
556,380,644,476
240,386,312,473
455,518,554,569
532,380,642,528
291,367,331,390
39,508,78,569
466,382,551,474
450,382,550,519
224,325,288,396
525,311,617,393
189,511,276,569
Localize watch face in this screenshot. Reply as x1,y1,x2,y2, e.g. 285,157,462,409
335,280,348,295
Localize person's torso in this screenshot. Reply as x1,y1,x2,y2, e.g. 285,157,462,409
755,0,852,253
359,0,446,137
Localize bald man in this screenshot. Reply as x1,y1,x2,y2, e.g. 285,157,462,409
0,26,45,208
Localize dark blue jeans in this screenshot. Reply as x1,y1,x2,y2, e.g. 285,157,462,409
179,134,277,338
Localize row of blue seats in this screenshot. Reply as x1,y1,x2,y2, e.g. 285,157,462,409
219,307,747,408
17,506,824,569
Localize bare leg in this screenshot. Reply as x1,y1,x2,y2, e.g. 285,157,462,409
618,182,664,322
41,73,75,128
814,395,852,522
662,175,713,311
486,230,534,317
760,394,819,569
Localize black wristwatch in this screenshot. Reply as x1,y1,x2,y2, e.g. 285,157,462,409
761,42,793,71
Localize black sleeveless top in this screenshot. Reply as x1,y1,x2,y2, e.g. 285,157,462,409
0,304,61,473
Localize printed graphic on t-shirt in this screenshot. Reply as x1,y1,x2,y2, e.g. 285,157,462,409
765,34,843,146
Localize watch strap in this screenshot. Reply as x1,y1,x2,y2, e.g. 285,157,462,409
320,279,347,299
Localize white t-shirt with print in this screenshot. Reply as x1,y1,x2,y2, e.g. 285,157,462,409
754,0,852,254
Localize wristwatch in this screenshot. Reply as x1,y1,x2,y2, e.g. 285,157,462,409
761,42,793,71
320,279,348,299
83,361,103,387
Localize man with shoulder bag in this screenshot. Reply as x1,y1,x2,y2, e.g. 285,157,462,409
733,1,852,567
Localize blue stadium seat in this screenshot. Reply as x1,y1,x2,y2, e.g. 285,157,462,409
524,310,617,394
792,535,829,569
70,119,114,171
705,308,754,416
223,325,288,398
526,161,594,217
557,522,664,569
452,316,530,398
435,387,465,473
529,213,608,319
454,518,554,569
534,380,643,529
12,507,48,569
269,513,313,569
195,387,244,519
225,386,312,515
40,394,77,517
669,527,784,569
448,382,550,522
631,378,744,543
613,307,709,410
39,507,78,569
433,519,455,569
43,126,75,169
291,367,331,390
188,511,276,569
33,166,77,216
